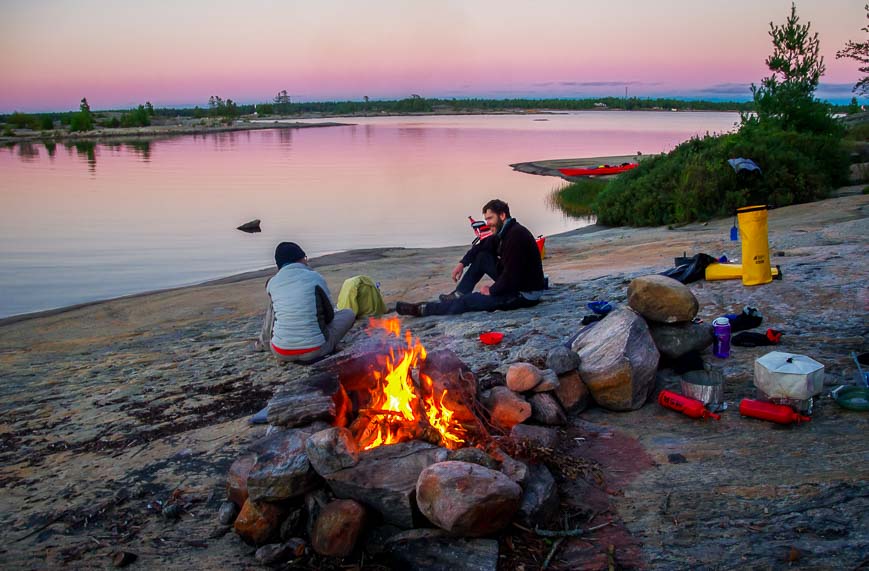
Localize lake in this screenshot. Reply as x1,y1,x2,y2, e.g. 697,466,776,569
0,111,739,318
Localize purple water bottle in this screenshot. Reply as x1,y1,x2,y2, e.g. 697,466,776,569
712,317,731,358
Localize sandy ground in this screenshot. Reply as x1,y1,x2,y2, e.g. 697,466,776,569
0,193,867,569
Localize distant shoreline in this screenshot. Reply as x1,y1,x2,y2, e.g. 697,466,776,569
0,107,740,145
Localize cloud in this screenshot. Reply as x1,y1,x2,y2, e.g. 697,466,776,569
532,80,656,87
697,83,753,95
816,82,859,94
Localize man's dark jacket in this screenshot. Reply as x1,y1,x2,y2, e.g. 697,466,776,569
460,218,545,297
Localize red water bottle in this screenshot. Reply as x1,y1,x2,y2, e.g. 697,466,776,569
738,399,811,425
658,390,721,420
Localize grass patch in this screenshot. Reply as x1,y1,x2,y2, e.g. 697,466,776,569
548,178,608,218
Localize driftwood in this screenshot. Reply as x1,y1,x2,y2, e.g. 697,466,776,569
266,372,339,427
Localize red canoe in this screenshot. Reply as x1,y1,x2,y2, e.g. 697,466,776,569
558,163,639,177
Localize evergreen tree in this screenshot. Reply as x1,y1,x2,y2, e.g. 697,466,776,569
836,4,869,96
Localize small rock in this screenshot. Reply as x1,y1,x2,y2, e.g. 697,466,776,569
112,551,137,568
446,447,500,470
227,454,256,508
545,346,581,375
217,501,238,526
554,370,590,412
483,386,531,430
255,539,306,564
364,525,404,556
510,424,559,450
162,504,181,520
304,489,331,537
234,499,286,545
517,464,559,527
498,452,529,486
627,274,699,323
311,499,367,557
305,427,359,476
383,529,499,571
416,461,522,536
648,321,714,359
237,219,261,233
532,369,560,392
506,363,544,392
529,392,567,425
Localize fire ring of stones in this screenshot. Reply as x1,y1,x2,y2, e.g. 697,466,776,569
222,281,676,567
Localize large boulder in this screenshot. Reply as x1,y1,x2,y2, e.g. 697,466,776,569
311,499,367,557
482,387,531,429
571,308,659,411
416,461,522,536
246,430,320,502
648,320,714,359
627,275,699,323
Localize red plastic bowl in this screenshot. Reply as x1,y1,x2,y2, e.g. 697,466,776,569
479,331,504,345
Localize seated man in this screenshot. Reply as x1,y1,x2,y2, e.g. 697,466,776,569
396,199,545,317
257,242,355,362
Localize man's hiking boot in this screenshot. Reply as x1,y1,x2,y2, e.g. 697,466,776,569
395,301,425,317
438,290,464,303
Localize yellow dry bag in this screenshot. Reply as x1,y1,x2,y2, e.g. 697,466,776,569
737,205,772,286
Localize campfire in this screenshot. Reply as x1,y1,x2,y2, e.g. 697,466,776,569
336,318,472,451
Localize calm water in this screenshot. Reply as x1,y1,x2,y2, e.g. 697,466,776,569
0,111,739,318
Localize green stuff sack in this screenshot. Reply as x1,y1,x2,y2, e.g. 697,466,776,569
737,205,772,286
337,275,387,318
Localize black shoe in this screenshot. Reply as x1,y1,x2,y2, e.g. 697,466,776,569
438,290,464,303
396,301,423,317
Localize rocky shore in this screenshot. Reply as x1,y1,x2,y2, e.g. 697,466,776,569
0,192,867,569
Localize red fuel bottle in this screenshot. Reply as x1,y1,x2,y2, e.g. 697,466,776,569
738,399,811,425
658,390,721,420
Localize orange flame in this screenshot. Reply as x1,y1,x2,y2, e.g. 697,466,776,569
357,318,465,450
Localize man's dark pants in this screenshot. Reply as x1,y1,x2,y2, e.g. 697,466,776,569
428,251,537,315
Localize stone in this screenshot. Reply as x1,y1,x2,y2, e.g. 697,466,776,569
554,370,590,412
311,499,367,557
571,308,660,411
517,464,559,528
255,539,305,564
529,392,567,425
416,461,522,536
237,219,261,233
510,424,559,450
305,427,359,476
497,452,529,486
217,501,238,525
506,363,543,392
446,447,500,470
266,372,340,427
545,346,581,375
227,454,255,507
304,489,331,537
649,321,714,360
234,499,286,545
627,274,699,323
482,386,531,429
324,440,447,528
383,529,499,571
532,369,560,392
246,429,320,502
111,551,137,568
279,508,304,541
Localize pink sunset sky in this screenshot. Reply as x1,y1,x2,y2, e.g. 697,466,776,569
0,0,864,112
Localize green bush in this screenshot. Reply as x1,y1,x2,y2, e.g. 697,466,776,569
593,124,848,226
549,178,607,218
120,105,151,127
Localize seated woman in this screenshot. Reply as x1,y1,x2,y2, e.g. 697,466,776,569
257,242,355,363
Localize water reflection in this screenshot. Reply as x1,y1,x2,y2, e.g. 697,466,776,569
17,142,39,161
0,112,739,318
